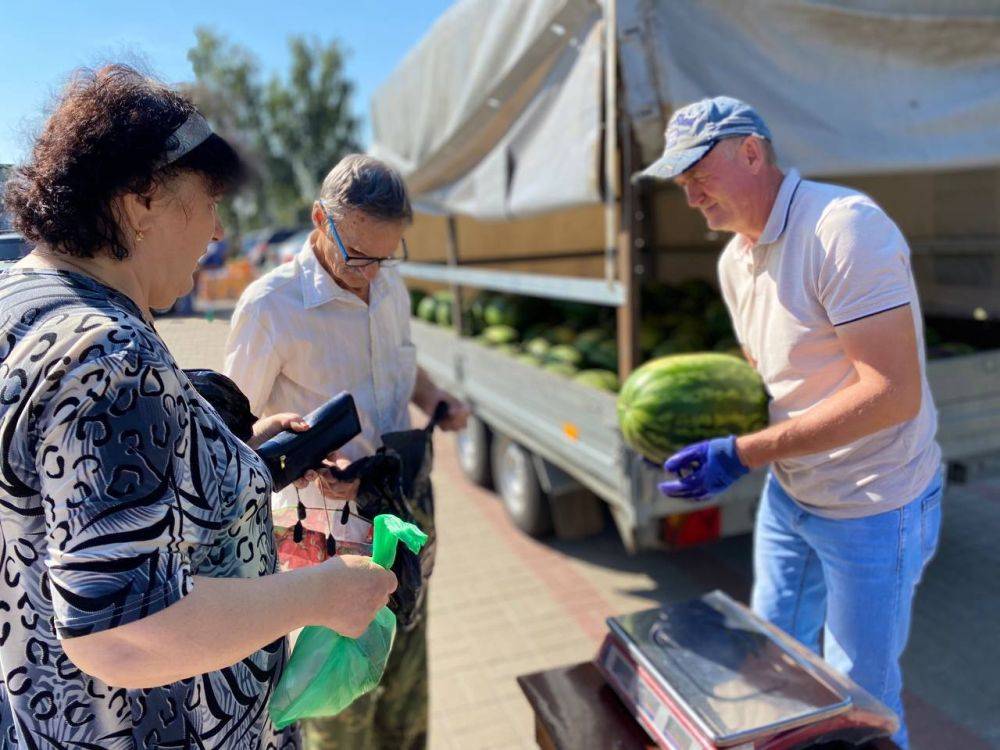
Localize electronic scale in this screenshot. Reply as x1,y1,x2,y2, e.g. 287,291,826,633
596,591,899,750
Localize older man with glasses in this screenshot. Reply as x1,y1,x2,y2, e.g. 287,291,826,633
224,153,468,750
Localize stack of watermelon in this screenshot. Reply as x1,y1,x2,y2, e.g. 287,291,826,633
407,283,748,395
616,353,768,464
414,290,455,327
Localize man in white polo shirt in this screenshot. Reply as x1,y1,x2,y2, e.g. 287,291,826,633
644,96,942,749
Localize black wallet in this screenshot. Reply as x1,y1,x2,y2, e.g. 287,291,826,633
255,392,362,492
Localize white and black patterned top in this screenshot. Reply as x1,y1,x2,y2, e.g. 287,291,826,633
0,269,299,749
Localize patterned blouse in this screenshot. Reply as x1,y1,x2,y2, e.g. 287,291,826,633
0,269,299,749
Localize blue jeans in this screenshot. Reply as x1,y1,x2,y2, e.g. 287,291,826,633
751,469,943,750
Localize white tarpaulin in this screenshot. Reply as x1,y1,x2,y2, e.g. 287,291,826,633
369,0,603,219
370,0,1000,218
621,0,1000,175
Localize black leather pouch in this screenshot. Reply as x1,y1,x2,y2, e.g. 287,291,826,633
256,392,362,491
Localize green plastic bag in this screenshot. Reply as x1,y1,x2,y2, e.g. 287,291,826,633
269,514,428,729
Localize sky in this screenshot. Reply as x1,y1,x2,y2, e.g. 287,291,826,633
0,0,455,164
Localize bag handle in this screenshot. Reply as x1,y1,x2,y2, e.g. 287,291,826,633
425,400,450,434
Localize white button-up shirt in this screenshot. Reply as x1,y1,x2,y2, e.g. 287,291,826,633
718,169,940,518
223,238,417,509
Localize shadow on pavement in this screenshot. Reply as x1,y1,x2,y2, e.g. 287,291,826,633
535,484,1000,749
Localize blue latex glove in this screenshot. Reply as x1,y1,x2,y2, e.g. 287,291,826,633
658,436,749,500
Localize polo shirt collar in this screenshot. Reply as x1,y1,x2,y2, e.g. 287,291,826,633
757,168,802,246
297,237,387,309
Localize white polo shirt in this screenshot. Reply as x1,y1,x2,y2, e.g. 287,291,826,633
718,169,940,518
223,238,417,510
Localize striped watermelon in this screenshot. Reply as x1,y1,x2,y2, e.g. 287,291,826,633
617,353,767,464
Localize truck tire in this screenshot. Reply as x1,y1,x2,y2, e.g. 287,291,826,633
491,435,553,537
456,414,493,489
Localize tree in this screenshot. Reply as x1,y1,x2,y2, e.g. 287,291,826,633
185,29,360,232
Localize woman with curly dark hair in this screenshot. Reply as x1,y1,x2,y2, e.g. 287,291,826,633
0,64,396,749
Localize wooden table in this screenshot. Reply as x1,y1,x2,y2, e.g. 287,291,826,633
517,661,656,750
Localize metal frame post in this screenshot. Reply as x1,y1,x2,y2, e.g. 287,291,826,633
603,0,620,287
604,0,641,377
445,215,465,336
616,122,641,376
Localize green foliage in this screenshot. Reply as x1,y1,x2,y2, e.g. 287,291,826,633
186,28,360,232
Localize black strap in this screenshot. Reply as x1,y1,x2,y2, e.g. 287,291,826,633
425,400,450,434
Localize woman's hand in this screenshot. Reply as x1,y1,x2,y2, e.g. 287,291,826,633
62,559,398,688
307,555,397,637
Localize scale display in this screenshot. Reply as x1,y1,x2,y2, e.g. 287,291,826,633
600,591,851,747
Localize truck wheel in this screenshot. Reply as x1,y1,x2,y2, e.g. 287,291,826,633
491,435,553,537
456,415,493,489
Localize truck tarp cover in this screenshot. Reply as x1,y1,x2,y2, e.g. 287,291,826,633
369,0,1000,220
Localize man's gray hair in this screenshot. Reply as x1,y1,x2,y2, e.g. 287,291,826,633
319,154,413,223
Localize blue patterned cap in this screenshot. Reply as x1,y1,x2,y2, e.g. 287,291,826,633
639,96,772,180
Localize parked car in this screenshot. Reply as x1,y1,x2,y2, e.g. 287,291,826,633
199,238,230,269
0,200,30,272
273,228,311,266
244,227,299,269
0,231,30,273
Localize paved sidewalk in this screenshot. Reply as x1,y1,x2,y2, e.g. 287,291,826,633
159,314,1000,750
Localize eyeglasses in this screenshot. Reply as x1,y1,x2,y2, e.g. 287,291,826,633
322,205,408,268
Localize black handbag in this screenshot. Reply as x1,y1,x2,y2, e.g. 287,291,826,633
184,369,257,442
326,401,449,631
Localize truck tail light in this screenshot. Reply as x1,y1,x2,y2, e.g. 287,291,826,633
661,507,721,548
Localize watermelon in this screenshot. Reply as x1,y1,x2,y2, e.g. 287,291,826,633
652,317,707,353
416,295,438,322
525,337,551,358
575,328,611,355
574,369,619,393
547,345,583,367
546,326,577,346
410,289,428,316
469,294,491,332
543,362,578,377
435,300,453,326
495,343,521,355
519,326,545,344
617,353,768,465
639,321,661,354
430,291,454,326
483,296,522,327
482,325,519,346
587,339,618,372
515,353,542,367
